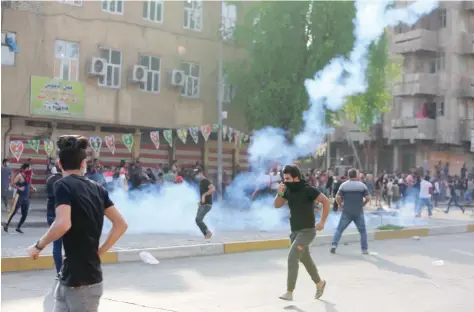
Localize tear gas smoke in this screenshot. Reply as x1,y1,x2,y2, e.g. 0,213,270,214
109,0,438,235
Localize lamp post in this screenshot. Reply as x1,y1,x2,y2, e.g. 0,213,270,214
216,0,224,200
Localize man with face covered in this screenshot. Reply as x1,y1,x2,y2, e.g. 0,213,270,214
274,164,330,301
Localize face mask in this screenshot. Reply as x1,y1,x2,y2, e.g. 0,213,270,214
195,175,201,182
285,181,301,192
5,163,9,167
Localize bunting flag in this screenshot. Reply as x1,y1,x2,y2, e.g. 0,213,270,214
228,127,234,143
9,141,24,162
163,130,173,147
177,128,188,144
189,127,199,144
212,124,219,132
89,136,102,153
122,134,134,153
44,140,55,157
234,131,240,147
27,139,40,154
150,131,160,150
104,135,116,154
200,124,212,142
223,125,228,140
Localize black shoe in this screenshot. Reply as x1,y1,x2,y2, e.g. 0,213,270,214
3,224,8,232
15,228,23,234
330,247,336,254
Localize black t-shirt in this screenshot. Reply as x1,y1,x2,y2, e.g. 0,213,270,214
283,183,320,232
54,174,114,287
46,173,63,218
199,178,212,205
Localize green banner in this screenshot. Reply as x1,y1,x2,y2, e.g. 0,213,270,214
30,76,85,117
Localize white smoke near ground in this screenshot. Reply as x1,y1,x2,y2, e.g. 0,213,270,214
108,0,438,235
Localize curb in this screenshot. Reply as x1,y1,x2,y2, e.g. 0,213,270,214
2,223,474,273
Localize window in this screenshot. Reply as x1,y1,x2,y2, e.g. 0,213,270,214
1,32,16,66
438,9,447,29
143,0,163,23
102,0,123,14
180,62,200,98
139,55,161,93
221,2,237,40
98,48,122,88
54,40,79,81
58,0,82,6
222,76,234,103
184,0,202,31
429,55,445,73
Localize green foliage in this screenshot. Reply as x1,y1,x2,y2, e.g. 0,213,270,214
226,1,356,133
344,31,403,132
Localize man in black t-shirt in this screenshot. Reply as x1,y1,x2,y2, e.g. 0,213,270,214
274,164,330,302
195,168,215,239
27,135,128,312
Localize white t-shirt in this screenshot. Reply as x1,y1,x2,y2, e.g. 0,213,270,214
419,180,433,199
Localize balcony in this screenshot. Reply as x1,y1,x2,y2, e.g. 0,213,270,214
392,73,439,96
460,119,474,142
459,33,474,54
330,121,382,144
389,118,436,142
392,29,438,54
458,76,474,98
462,1,474,11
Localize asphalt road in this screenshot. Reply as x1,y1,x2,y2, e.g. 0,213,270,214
2,233,474,312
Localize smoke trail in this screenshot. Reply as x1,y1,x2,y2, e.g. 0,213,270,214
107,0,438,235
248,0,439,167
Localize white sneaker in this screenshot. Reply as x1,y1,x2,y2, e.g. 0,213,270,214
279,291,293,301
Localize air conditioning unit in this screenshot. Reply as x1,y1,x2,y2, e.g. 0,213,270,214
169,70,185,87
130,65,147,83
87,57,107,76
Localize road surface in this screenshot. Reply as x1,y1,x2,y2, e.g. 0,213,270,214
2,233,474,312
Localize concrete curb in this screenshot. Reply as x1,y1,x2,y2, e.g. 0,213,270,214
2,223,474,273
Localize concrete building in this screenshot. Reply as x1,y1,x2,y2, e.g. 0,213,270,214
330,1,474,175
1,0,248,188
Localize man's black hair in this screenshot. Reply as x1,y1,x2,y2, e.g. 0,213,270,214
57,135,88,171
163,166,169,174
2,158,8,165
20,163,31,170
348,168,358,179
282,164,302,179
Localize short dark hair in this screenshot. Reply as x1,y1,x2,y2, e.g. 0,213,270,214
2,158,8,165
348,168,358,179
57,135,88,171
20,163,30,170
282,164,302,179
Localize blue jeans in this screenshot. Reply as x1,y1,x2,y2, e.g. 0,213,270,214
416,198,432,216
332,212,368,251
464,190,473,201
47,216,63,274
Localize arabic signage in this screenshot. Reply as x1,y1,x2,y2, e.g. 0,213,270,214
30,76,85,117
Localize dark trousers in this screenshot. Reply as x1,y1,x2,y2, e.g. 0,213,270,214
332,212,368,251
446,195,464,213
195,204,212,236
5,195,29,229
47,216,63,274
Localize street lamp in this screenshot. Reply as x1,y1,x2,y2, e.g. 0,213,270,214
216,0,224,200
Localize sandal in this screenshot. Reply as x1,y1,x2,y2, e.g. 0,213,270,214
315,280,326,299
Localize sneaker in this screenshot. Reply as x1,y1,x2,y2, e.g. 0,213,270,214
279,291,293,301
330,247,336,254
15,228,23,234
362,250,369,255
315,280,327,299
3,224,8,232
205,230,213,239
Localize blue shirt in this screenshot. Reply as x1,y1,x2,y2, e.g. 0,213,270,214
337,180,369,215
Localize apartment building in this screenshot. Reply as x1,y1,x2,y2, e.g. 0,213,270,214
1,0,248,188
331,1,474,174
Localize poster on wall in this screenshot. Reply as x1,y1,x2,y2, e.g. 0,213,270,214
471,130,474,152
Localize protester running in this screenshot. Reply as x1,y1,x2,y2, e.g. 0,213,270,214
331,168,371,255
3,163,36,233
27,135,128,312
274,164,330,301
195,167,215,239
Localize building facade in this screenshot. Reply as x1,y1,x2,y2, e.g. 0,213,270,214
1,0,248,189
331,1,474,175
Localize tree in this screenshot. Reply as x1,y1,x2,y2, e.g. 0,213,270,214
226,1,356,134
343,31,403,172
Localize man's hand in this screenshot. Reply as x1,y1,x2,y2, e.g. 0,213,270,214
315,221,325,231
201,195,206,204
31,187,37,192
277,183,285,195
27,244,41,260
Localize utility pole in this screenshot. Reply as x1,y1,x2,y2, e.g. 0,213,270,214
216,0,224,200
